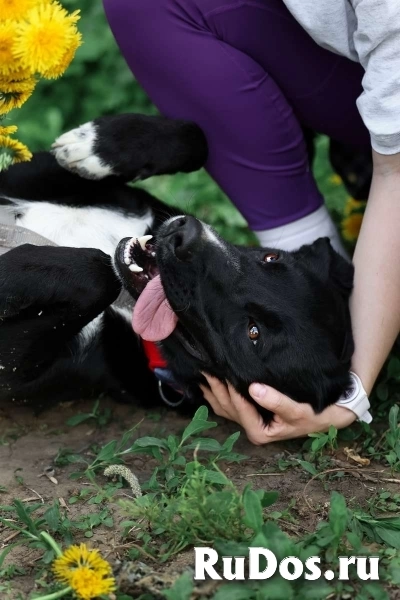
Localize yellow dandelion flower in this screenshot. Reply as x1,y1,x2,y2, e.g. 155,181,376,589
0,77,36,113
0,21,23,78
53,544,115,600
41,32,82,79
0,135,32,164
12,3,81,77
0,0,42,22
341,213,363,242
0,125,18,136
329,173,343,186
344,196,367,216
69,566,116,600
53,543,113,583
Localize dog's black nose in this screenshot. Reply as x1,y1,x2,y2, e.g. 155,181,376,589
166,215,202,261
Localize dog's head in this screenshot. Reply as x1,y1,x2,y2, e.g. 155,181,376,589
115,216,354,420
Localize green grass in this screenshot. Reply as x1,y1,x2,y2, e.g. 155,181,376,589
3,406,400,599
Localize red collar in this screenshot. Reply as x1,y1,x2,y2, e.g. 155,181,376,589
142,339,168,371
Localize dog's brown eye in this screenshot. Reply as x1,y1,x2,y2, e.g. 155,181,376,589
264,253,279,263
248,323,259,344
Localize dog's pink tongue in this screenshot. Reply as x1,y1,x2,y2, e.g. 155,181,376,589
132,275,178,342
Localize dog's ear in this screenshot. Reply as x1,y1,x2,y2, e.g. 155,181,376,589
295,237,354,297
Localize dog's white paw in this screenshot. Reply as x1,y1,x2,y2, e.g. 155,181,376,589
52,122,114,180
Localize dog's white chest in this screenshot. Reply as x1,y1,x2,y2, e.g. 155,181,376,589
15,201,153,257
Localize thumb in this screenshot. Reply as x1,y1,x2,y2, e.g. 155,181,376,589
249,383,299,419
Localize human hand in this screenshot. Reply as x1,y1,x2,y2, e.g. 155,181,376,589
200,374,357,445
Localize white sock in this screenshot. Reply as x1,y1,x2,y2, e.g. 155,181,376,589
255,205,349,259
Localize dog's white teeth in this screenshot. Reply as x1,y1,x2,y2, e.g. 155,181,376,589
124,257,131,265
137,235,153,250
129,263,143,273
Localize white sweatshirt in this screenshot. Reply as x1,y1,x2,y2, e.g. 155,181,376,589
282,0,400,155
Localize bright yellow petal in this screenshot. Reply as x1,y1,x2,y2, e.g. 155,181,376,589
344,196,367,216
53,543,113,586
0,125,18,135
69,566,116,600
0,77,36,113
12,3,81,77
0,135,32,164
341,213,363,242
41,32,82,79
0,0,41,21
0,21,28,78
329,173,343,186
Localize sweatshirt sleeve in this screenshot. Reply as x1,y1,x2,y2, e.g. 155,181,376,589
353,0,400,154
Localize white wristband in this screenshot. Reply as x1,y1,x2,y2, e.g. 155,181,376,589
335,372,372,424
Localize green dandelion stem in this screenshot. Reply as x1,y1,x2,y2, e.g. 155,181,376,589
33,587,72,600
40,531,63,557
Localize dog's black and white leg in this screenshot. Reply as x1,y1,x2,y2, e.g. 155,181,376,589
52,114,208,181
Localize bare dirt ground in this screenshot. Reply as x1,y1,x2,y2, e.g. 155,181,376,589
1,398,398,598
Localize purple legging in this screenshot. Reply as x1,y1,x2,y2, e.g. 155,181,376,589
103,0,371,231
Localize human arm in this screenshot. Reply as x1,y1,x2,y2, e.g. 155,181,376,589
349,149,400,394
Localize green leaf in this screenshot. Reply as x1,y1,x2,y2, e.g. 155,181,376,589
243,487,263,531
257,578,294,600
376,383,389,402
221,452,247,463
222,432,241,452
95,440,117,462
328,425,337,441
66,413,91,426
180,418,217,444
346,531,362,551
0,543,19,569
374,526,400,549
13,500,38,536
184,438,222,452
213,584,256,600
388,357,400,380
297,582,335,600
311,435,329,453
163,572,193,600
214,540,250,557
257,490,279,508
360,582,390,600
389,405,399,435
133,437,168,450
297,460,318,476
192,405,209,421
43,502,60,532
204,470,230,485
167,435,178,454
329,492,348,538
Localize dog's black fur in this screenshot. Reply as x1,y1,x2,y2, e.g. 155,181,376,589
0,114,354,419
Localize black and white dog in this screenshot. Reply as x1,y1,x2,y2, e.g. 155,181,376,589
0,115,354,420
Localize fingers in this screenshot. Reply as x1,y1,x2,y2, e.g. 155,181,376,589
200,375,235,421
199,385,230,420
226,382,266,443
200,376,354,447
249,383,303,422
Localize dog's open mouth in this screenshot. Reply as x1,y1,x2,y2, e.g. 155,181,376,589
120,235,158,292
117,236,178,342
